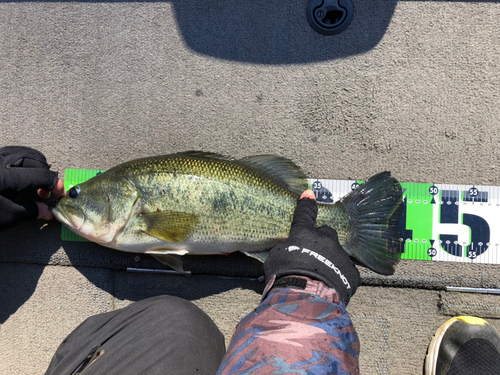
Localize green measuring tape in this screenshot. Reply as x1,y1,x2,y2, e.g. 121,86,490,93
62,169,496,265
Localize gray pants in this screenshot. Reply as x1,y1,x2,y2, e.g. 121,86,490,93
45,295,226,375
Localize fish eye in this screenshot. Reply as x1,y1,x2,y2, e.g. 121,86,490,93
68,186,80,199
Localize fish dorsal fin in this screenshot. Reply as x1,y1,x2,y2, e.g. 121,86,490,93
171,151,234,161
238,155,308,195
170,151,308,195
141,210,199,243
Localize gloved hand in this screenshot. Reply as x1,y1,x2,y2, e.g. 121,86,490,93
264,191,361,305
0,146,61,229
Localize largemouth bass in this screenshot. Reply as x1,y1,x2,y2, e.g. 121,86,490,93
52,151,403,274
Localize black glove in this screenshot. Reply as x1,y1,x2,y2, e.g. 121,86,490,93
0,146,58,229
264,196,361,305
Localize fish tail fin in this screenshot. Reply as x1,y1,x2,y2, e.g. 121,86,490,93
338,171,404,275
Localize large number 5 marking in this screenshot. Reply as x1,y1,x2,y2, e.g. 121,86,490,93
438,190,490,259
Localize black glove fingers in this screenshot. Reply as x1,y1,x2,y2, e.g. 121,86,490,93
291,198,318,230
0,147,57,229
0,146,31,157
2,167,58,194
0,146,50,169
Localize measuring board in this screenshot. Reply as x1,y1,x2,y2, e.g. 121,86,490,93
61,169,499,266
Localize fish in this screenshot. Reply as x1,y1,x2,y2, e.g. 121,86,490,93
52,151,404,275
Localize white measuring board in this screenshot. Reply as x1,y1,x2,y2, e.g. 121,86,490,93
309,178,499,265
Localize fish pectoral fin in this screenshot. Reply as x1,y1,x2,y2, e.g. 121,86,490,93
243,251,270,263
149,253,185,272
141,211,199,243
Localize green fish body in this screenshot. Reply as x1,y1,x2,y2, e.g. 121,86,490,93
52,152,403,274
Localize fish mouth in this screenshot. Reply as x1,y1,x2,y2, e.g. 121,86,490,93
51,203,117,245
51,204,82,232
51,206,71,228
